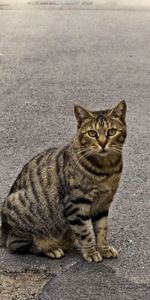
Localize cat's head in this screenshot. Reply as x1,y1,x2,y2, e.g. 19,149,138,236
74,100,127,156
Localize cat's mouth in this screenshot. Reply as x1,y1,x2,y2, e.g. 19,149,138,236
99,149,109,155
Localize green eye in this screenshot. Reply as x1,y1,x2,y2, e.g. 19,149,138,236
108,128,117,136
88,130,97,137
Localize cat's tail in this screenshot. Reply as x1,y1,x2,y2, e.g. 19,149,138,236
0,226,2,247
0,221,7,248
0,225,5,247
0,204,7,247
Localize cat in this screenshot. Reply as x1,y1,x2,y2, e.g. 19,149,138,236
0,100,127,262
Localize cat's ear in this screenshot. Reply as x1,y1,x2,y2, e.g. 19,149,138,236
74,105,92,127
109,100,127,121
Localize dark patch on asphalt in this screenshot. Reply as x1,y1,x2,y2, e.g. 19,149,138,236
38,261,150,300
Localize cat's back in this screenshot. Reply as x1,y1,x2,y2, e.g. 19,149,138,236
1,146,69,243
9,147,58,195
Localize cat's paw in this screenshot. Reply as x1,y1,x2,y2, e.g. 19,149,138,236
82,250,103,263
46,248,64,259
99,246,118,259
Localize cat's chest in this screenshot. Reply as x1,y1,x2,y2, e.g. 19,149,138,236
68,170,120,202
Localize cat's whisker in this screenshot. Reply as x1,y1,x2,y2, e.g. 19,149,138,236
111,146,122,150
78,150,94,163
110,148,122,154
74,149,95,171
76,149,89,155
76,145,97,156
111,146,122,151
110,144,123,149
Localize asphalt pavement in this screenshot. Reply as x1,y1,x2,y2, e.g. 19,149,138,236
0,4,150,300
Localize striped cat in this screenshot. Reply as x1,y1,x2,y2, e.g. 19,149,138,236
1,100,127,262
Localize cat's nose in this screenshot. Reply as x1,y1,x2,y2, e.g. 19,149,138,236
98,138,107,149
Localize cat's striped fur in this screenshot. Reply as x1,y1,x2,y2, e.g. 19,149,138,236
1,100,127,262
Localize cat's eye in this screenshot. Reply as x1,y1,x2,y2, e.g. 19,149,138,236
108,128,117,136
88,130,97,137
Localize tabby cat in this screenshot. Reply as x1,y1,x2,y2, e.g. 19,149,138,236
1,100,127,262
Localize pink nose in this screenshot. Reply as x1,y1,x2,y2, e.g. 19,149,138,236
99,139,107,149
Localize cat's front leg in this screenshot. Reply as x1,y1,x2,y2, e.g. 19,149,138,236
65,198,102,263
92,211,118,259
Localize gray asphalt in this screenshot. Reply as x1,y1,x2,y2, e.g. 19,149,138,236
0,5,150,300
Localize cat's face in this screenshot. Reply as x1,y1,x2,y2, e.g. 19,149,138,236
74,100,127,156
